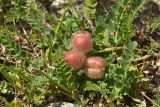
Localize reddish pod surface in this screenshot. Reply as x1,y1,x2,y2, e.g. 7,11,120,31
84,68,105,79
71,31,92,53
84,57,106,69
84,57,106,79
64,50,86,70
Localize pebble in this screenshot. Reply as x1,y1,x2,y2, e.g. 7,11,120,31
44,102,76,107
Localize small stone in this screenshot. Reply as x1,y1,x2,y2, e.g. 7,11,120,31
143,70,150,74
44,102,76,107
156,60,160,67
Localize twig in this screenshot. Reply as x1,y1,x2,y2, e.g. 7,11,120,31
100,47,124,52
18,21,40,58
99,1,107,13
141,91,160,107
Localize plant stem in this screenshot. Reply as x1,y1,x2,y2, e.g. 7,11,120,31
48,9,68,61
50,9,68,54
55,11,67,35
132,53,160,62
100,47,148,52
114,0,131,41
100,47,160,61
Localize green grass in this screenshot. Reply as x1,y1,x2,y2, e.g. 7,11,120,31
0,0,160,106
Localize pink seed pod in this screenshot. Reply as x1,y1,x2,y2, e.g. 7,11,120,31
71,31,92,53
84,68,105,79
64,50,86,70
84,57,106,69
83,57,106,79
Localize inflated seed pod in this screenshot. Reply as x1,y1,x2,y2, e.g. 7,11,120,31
64,50,86,70
84,57,106,79
71,31,92,53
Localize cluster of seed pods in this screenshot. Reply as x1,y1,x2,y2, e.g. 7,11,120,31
64,31,106,79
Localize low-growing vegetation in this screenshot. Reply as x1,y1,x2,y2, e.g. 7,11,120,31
0,0,160,106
